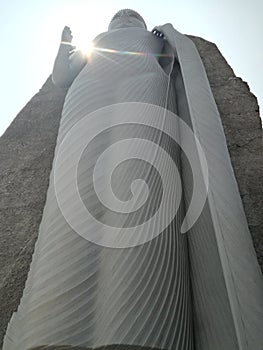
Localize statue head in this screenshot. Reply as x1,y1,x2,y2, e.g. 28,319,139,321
108,9,147,31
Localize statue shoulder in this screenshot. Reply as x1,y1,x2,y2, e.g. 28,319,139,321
69,50,87,71
92,31,110,46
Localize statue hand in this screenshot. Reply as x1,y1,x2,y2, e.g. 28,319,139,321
152,23,175,41
61,26,73,43
152,27,165,38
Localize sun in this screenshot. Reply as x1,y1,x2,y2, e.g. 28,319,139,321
77,40,95,58
48,1,107,55
43,1,113,63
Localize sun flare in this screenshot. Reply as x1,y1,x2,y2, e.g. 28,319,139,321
78,41,95,58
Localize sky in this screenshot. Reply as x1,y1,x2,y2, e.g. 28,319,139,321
0,0,262,136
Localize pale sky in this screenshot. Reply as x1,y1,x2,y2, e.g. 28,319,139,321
0,0,262,136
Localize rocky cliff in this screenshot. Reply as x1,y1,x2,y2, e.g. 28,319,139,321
0,36,262,348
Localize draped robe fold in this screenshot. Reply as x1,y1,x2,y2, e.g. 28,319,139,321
3,26,263,350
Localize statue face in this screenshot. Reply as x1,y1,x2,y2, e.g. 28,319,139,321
108,9,147,31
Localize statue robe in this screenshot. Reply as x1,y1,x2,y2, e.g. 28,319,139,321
3,25,263,350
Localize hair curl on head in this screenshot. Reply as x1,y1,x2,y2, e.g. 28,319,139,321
108,9,147,30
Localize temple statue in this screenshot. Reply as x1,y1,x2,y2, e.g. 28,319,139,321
3,9,263,350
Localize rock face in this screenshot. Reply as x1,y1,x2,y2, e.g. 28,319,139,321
0,36,262,348
0,79,67,347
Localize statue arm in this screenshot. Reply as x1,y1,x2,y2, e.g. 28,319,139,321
152,24,179,61
52,44,87,88
52,26,87,88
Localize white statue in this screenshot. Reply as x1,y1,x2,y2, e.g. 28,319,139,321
3,9,263,350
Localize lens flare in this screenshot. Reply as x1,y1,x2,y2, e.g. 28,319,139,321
80,41,95,58
92,46,173,58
